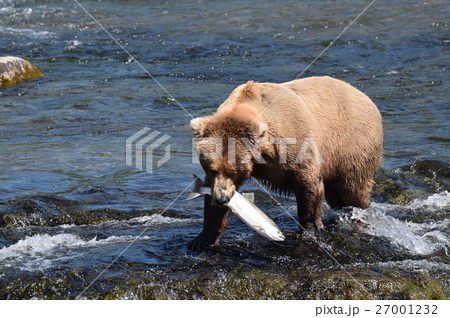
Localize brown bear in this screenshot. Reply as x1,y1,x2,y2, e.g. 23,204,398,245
189,76,383,250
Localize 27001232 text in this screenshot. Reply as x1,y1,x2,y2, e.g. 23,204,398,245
376,304,438,315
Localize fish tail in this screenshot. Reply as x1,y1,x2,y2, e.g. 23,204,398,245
186,174,205,200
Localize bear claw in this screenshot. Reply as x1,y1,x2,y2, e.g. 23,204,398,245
188,233,220,250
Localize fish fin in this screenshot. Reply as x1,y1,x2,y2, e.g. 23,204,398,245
242,192,255,203
186,174,206,200
186,192,201,200
251,232,265,244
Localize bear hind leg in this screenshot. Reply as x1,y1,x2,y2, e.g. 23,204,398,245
294,176,325,239
324,182,346,209
325,177,373,209
343,178,373,209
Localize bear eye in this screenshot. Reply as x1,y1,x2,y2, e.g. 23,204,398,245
228,172,236,178
209,169,218,176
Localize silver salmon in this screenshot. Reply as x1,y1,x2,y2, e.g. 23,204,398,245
186,175,284,241
225,191,285,241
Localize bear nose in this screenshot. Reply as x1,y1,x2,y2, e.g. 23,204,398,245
215,195,230,205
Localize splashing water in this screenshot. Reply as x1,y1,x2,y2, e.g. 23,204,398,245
344,192,450,255
0,233,151,271
408,191,450,209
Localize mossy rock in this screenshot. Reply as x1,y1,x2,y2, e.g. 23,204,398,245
1,264,447,299
373,171,414,205
104,267,294,300
306,269,447,300
102,266,448,300
0,271,75,300
0,56,43,87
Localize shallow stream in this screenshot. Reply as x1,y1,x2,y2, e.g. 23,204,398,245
0,0,449,299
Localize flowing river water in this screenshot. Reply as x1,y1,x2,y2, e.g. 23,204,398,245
0,0,449,299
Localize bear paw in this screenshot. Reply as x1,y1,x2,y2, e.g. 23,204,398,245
284,228,318,241
188,231,220,250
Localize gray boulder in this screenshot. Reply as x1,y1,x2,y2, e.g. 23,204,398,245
0,56,43,87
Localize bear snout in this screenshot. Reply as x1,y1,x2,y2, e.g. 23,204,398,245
213,186,233,205
215,194,231,205
212,184,235,206
210,175,236,206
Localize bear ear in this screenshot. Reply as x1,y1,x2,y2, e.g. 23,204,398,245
248,122,268,142
190,117,208,138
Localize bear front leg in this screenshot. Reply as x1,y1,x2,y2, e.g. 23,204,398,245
188,194,230,250
294,174,325,240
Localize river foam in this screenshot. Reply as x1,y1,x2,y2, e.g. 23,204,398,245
0,233,151,271
344,191,450,255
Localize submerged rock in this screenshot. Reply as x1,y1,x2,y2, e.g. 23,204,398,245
100,266,448,300
0,195,173,228
0,56,43,87
373,170,415,205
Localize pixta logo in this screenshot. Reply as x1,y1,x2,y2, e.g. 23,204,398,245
126,127,171,173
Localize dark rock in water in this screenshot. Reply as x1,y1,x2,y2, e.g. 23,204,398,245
409,159,450,179
407,160,450,194
373,160,450,205
0,195,165,227
99,266,447,300
0,56,43,87
373,170,415,205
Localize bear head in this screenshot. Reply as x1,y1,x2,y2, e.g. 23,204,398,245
191,107,268,205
